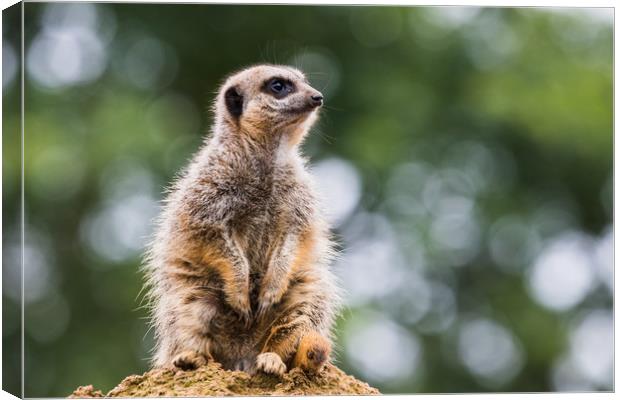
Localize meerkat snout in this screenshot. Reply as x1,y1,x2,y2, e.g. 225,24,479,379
310,93,324,108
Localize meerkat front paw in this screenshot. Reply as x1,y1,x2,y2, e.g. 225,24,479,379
172,350,208,371
256,352,287,376
227,291,253,326
293,331,331,373
256,290,282,319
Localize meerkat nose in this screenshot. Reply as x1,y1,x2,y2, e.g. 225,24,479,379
310,94,324,107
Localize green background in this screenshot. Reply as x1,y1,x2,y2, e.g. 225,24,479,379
2,3,613,397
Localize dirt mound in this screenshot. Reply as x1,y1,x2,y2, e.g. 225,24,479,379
69,362,379,397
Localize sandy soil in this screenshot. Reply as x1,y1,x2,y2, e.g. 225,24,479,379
69,361,380,397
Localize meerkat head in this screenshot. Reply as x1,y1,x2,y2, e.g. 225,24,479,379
214,64,323,146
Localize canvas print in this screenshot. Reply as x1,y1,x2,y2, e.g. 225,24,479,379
1,2,613,397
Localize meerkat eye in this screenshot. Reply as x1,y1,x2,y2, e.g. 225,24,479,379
265,78,294,99
270,79,285,94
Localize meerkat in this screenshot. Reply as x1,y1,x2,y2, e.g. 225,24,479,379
142,64,340,377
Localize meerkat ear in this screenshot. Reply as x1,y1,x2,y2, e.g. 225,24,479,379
224,86,243,119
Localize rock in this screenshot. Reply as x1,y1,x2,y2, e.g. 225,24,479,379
69,362,379,397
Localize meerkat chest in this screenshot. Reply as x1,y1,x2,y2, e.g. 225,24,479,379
235,169,315,265
270,165,315,224
238,165,313,223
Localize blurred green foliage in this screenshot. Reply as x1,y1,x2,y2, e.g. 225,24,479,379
2,3,613,397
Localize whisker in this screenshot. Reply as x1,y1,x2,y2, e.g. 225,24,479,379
322,104,345,112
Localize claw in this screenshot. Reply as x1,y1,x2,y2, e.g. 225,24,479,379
236,306,252,328
243,311,253,328
256,352,287,377
256,303,265,320
256,300,271,321
226,291,252,326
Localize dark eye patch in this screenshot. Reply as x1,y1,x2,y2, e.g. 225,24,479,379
262,77,295,99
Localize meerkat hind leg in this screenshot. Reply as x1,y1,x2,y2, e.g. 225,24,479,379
172,350,209,371
293,331,331,373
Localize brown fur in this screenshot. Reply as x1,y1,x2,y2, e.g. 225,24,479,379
294,331,332,373
142,64,340,376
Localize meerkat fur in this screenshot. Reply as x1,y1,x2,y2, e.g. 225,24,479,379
141,64,341,376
